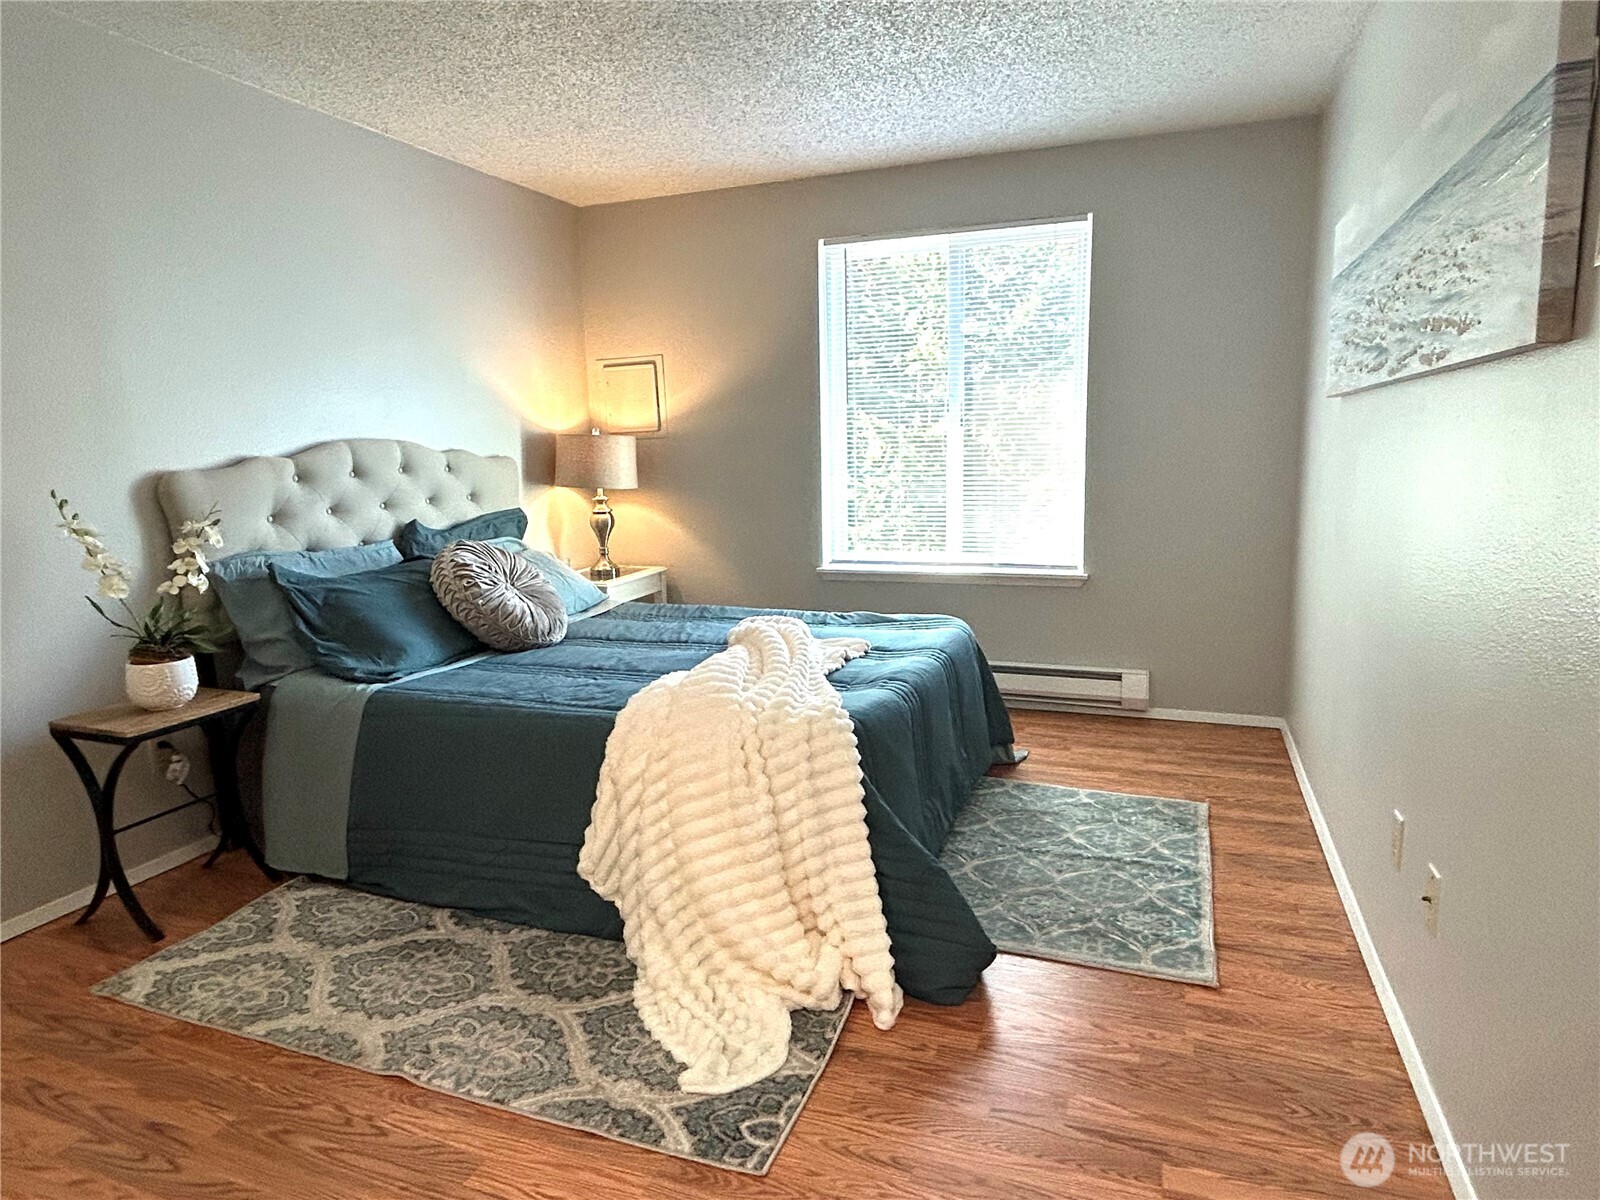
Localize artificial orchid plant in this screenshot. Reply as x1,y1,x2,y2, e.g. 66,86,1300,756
52,491,230,662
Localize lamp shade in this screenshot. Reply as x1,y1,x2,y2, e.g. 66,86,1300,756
554,432,637,490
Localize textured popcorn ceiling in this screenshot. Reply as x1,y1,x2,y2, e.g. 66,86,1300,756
52,1,1369,206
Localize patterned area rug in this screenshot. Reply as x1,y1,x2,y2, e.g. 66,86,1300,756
941,777,1217,986
92,879,846,1174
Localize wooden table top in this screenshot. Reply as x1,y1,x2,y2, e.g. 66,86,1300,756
49,688,260,741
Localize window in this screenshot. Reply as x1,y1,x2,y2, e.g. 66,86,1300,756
819,216,1091,580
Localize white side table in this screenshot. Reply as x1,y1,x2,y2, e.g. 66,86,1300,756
590,565,668,610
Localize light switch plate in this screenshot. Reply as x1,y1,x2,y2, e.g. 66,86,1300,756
1391,809,1405,870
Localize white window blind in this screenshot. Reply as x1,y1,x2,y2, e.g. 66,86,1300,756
819,216,1091,577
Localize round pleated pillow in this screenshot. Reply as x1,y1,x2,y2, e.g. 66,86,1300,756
429,540,568,652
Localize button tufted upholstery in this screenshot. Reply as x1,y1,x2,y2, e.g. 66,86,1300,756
156,439,519,629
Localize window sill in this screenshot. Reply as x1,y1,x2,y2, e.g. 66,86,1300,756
817,565,1088,587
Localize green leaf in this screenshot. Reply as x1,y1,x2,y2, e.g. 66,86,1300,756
85,596,142,636
148,600,182,640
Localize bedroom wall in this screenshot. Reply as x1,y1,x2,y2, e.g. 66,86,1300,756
1289,3,1600,1196
0,7,585,927
575,118,1318,716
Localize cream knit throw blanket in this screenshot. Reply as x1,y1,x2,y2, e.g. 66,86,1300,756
577,615,903,1095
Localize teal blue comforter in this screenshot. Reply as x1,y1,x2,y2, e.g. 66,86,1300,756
342,603,1013,1005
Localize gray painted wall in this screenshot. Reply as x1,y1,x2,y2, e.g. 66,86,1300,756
1290,3,1600,1195
576,119,1318,716
0,7,585,925
11,9,1592,1185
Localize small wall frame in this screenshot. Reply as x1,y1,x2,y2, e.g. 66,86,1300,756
591,355,666,436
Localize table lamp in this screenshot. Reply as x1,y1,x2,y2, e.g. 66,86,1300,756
553,430,638,580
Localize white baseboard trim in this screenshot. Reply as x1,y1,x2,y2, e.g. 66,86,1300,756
0,835,215,942
1143,706,1284,728
1008,699,1284,728
1280,724,1474,1200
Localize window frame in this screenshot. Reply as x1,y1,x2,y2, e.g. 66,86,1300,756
816,214,1092,586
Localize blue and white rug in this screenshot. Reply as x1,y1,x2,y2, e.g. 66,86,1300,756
941,777,1217,986
92,879,846,1174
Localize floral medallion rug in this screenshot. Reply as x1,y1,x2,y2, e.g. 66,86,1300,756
940,778,1218,986
92,879,846,1174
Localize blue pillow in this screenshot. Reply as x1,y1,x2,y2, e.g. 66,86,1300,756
396,508,528,560
209,541,403,688
485,538,606,615
270,558,481,684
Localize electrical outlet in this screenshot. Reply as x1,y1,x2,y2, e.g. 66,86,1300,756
151,739,192,788
1421,864,1442,936
1391,809,1406,870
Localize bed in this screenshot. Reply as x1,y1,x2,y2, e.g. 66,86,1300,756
158,438,1013,1005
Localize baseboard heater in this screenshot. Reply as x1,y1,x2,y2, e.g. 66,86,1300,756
991,662,1151,712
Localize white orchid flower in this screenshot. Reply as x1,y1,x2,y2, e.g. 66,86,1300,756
56,493,227,648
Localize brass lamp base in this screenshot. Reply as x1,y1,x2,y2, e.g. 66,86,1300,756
587,488,620,580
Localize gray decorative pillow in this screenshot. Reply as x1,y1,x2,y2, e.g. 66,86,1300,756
429,540,568,652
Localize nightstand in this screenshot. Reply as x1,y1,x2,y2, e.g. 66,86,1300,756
49,688,280,941
590,565,668,608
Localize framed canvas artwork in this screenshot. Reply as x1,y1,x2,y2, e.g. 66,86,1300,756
1326,2,1596,395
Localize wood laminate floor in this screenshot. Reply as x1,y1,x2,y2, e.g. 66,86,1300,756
2,711,1452,1199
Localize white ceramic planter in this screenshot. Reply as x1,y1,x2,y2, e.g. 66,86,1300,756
125,654,199,711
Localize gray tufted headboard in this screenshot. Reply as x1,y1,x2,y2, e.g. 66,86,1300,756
157,438,520,627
